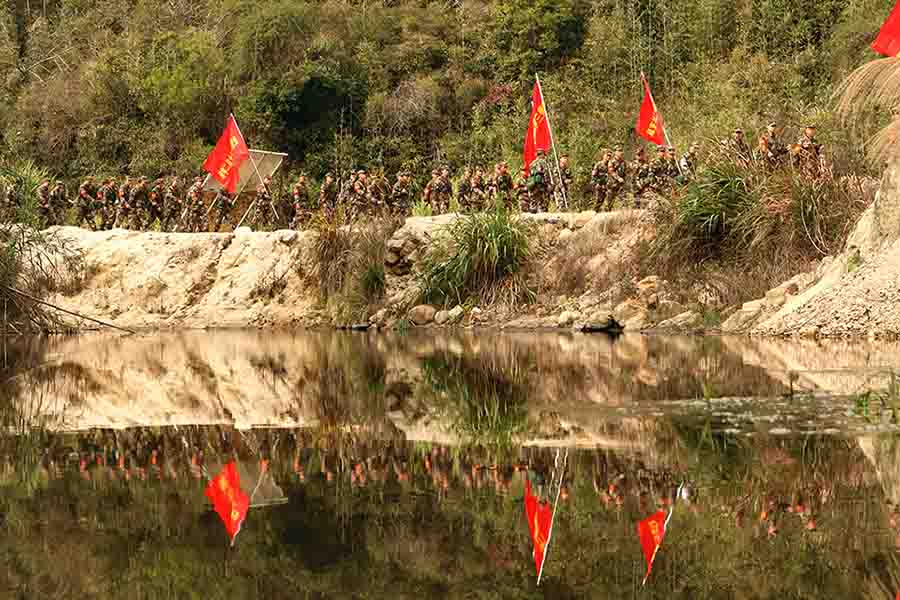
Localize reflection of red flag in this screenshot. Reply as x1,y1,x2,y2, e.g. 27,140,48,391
524,479,553,577
205,461,250,544
523,81,552,173
203,115,250,193
873,2,900,57
637,510,667,583
635,75,665,146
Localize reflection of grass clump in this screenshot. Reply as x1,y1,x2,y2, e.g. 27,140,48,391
419,207,534,307
423,352,529,447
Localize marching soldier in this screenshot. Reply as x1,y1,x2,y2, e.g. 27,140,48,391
469,169,488,212
319,172,338,213
290,174,311,229
631,148,653,208
606,147,627,209
794,125,823,177
590,151,610,212
456,167,472,210
514,167,530,212
36,180,52,224
77,177,97,230
96,179,116,230
115,177,133,228
390,171,413,217
765,122,787,166
529,149,551,212
211,190,235,232
730,128,752,165
147,178,166,230
251,175,274,229
49,180,67,224
346,179,370,221
367,172,390,216
556,155,573,208
423,168,439,213
494,162,514,209
679,142,700,178
650,146,671,193
183,176,205,232
161,177,182,232
432,167,453,214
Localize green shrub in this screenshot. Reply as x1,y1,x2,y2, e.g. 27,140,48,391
419,207,534,307
0,160,50,228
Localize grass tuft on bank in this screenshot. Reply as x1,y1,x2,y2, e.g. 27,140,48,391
419,207,535,308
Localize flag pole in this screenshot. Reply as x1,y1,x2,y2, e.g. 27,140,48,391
640,72,682,176
535,74,568,210
537,448,568,586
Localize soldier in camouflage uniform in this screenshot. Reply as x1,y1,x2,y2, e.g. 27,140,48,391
346,179,370,221
183,177,205,232
319,172,338,214
161,177,182,232
77,177,97,230
367,172,389,216
605,147,627,210
556,155,573,208
146,178,166,230
666,146,681,182
468,169,488,212
456,167,472,210
514,167,530,212
36,180,52,224
250,175,274,229
115,178,133,229
390,172,413,217
650,146,672,193
590,151,610,212
679,143,700,179
494,162,514,210
730,129,752,166
764,122,787,168
431,167,453,215
528,149,551,212
422,168,439,213
631,148,653,209
95,179,116,230
211,190,235,232
128,178,149,230
794,125,823,177
49,180,68,225
289,174,311,229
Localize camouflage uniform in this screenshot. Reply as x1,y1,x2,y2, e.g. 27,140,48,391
794,127,822,177
116,179,134,229
528,153,551,212
765,124,787,167
679,146,699,179
514,170,530,212
290,178,311,229
346,182,370,221
95,180,116,230
78,178,97,230
432,170,453,215
161,178,182,232
146,179,166,230
49,181,68,225
590,158,608,212
184,180,205,232
729,130,752,165
128,179,149,230
468,175,488,212
211,191,235,232
606,152,627,210
390,174,413,217
556,159,573,208
319,175,338,214
650,149,671,192
494,164,514,209
456,169,472,210
631,154,653,209
36,181,52,224
250,180,273,229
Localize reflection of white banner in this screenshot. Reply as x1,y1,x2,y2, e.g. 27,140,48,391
203,149,287,196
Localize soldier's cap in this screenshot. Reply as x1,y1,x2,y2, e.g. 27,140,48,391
56,180,63,185
614,146,623,152
767,122,777,128
536,149,545,155
357,169,367,175
324,172,334,178
805,124,817,129
657,146,666,153
734,128,743,134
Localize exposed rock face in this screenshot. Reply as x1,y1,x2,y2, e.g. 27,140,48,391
408,304,437,325
655,311,703,332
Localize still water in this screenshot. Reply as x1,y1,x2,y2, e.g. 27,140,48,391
4,331,900,598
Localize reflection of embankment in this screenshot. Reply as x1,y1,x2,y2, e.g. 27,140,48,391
6,332,796,443
722,336,900,395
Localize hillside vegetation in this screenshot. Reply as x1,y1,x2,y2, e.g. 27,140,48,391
0,0,889,182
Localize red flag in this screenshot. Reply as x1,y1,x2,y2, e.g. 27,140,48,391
205,461,250,544
637,510,667,582
523,81,552,173
203,115,250,193
524,479,553,577
635,75,666,146
873,2,900,57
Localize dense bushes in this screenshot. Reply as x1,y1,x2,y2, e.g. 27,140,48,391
0,0,890,192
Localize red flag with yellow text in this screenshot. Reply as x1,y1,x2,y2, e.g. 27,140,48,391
637,510,667,582
205,461,250,544
523,81,552,173
203,115,250,193
635,75,665,146
873,1,900,57
524,479,553,577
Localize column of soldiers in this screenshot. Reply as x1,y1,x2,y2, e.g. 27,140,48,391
13,124,824,231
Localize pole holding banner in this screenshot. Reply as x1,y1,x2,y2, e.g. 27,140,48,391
231,114,281,227
640,71,682,176
535,74,568,210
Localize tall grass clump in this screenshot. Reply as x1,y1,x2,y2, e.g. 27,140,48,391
0,160,51,227
419,207,535,307
649,154,872,296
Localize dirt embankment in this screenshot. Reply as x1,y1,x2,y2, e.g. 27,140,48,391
47,210,691,332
